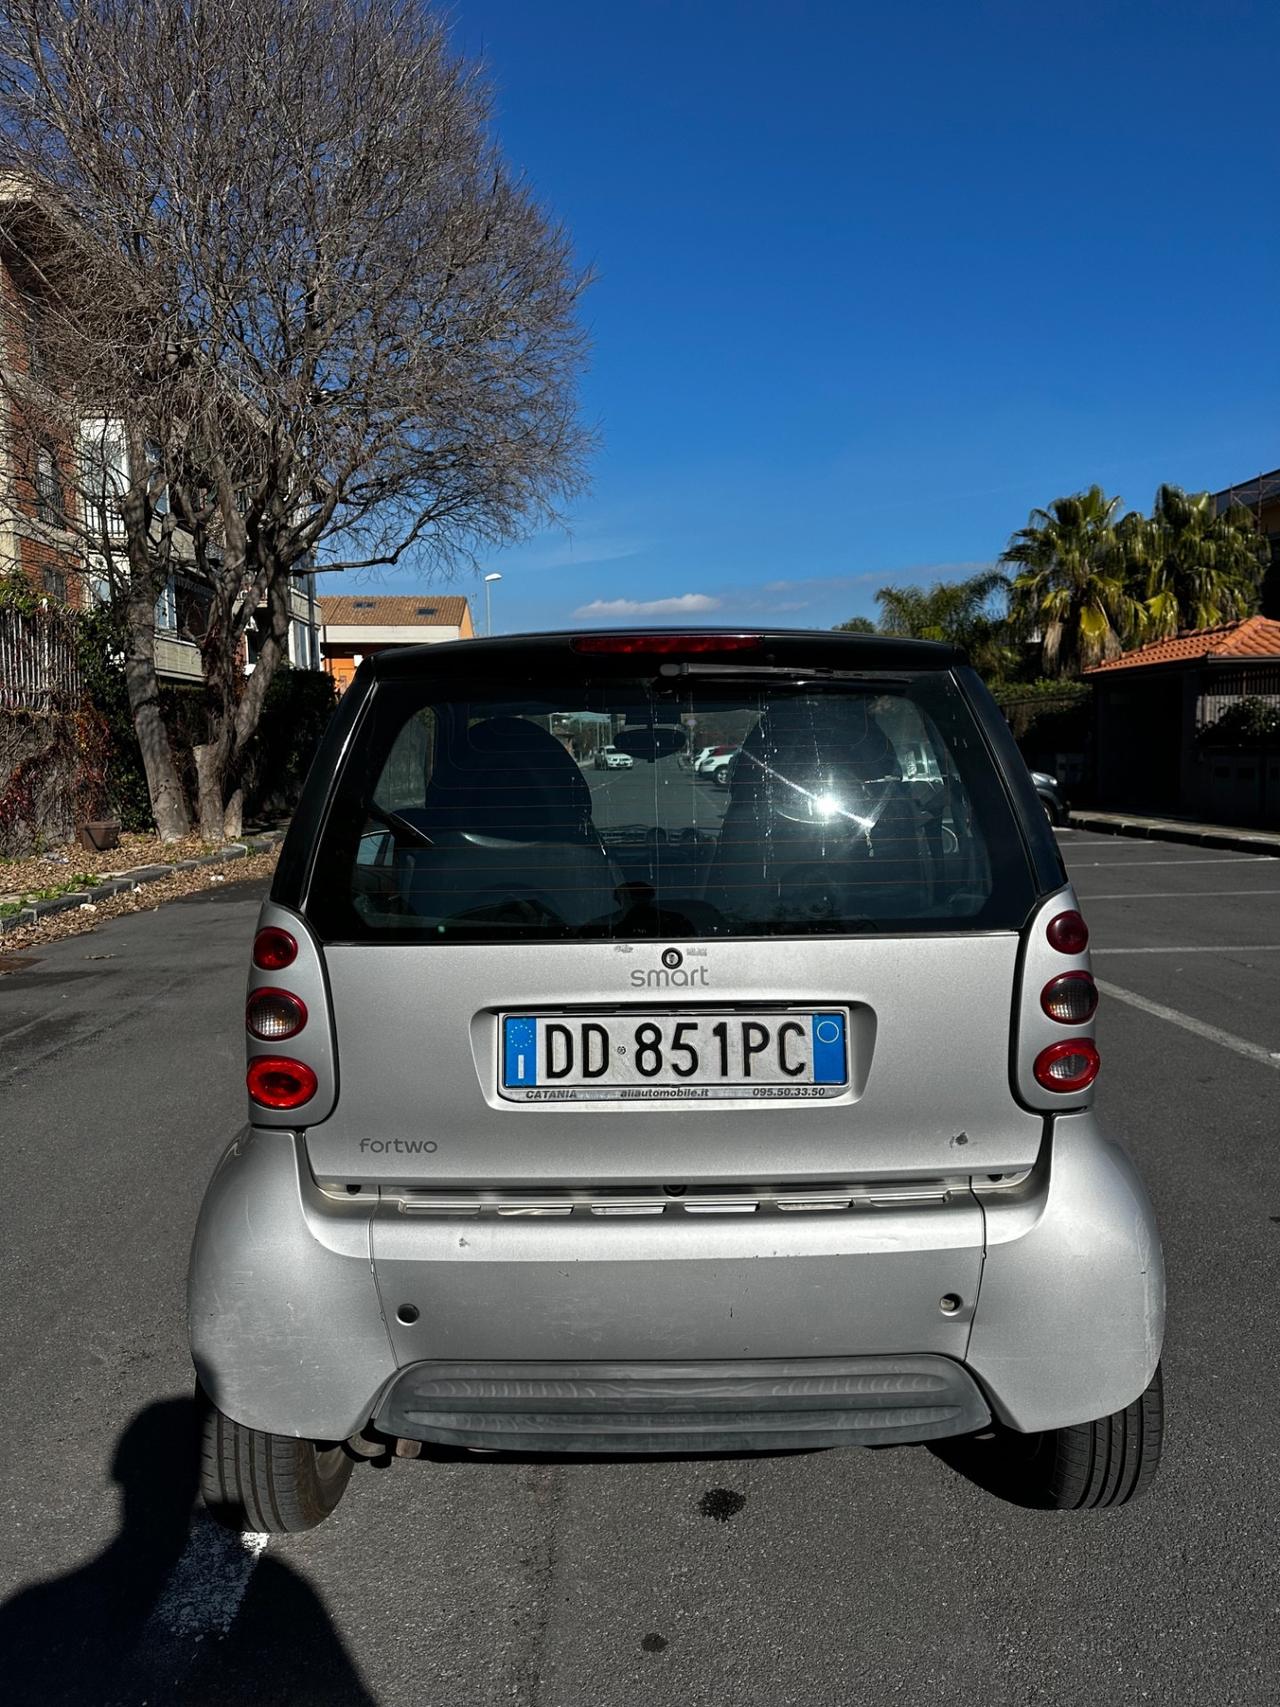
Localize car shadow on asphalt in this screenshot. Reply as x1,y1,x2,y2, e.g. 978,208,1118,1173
0,1397,377,1707
926,1433,1055,1509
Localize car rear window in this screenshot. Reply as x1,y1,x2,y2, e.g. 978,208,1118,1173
302,664,1039,942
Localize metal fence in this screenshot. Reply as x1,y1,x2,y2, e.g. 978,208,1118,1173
1197,663,1280,731
0,605,83,712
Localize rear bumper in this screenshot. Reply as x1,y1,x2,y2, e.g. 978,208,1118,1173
373,1356,990,1453
188,1111,1163,1443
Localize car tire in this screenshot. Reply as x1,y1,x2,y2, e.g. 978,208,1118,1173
198,1385,354,1533
1038,793,1063,827
1003,1364,1164,1510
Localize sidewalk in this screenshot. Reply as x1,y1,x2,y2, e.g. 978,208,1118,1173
0,831,285,934
1067,809,1280,858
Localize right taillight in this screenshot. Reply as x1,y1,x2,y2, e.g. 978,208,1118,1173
1033,1039,1100,1093
247,1056,318,1109
1040,971,1098,1024
1046,910,1089,954
253,927,298,971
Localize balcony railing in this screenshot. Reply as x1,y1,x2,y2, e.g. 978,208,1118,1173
0,605,82,712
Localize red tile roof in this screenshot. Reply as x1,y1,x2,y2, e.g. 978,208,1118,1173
318,593,471,627
1085,615,1280,674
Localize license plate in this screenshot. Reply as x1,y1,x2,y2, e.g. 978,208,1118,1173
499,1011,849,1102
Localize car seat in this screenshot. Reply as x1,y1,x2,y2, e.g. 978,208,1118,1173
390,715,620,928
701,696,931,927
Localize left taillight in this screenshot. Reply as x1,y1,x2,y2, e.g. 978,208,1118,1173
247,1055,318,1109
246,987,308,1041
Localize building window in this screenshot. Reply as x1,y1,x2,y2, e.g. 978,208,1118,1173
41,563,67,602
79,418,128,544
155,577,178,634
35,444,66,528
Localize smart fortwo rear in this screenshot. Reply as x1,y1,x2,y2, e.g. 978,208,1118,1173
189,631,1165,1531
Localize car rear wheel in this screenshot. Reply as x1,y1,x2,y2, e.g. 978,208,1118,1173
198,1385,354,1532
1000,1364,1164,1509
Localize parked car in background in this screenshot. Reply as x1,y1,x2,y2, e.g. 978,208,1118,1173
594,745,634,770
709,749,740,788
693,744,736,774
1031,770,1068,826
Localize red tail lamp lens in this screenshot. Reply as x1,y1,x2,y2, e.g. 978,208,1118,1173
571,634,762,655
1033,1039,1100,1093
246,988,308,1041
247,1056,318,1109
1046,910,1089,955
253,927,298,971
1040,971,1098,1024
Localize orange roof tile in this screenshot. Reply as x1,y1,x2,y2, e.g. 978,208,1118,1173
318,593,471,628
1085,615,1280,674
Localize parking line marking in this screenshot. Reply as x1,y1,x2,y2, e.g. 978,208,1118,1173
1095,979,1280,1069
1068,857,1270,867
1079,889,1280,901
143,1512,269,1642
1092,944,1280,954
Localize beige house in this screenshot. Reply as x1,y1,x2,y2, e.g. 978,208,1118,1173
318,593,475,691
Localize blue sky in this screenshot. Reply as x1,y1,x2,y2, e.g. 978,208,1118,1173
321,0,1280,633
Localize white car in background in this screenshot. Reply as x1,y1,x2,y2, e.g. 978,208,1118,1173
594,745,634,770
694,744,736,776
703,748,739,786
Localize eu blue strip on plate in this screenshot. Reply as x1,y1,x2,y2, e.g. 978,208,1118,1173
810,1012,847,1084
503,1016,537,1088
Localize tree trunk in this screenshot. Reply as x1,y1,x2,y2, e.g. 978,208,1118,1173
222,786,244,842
193,738,233,843
123,590,190,840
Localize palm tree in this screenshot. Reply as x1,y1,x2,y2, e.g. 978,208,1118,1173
1001,486,1142,676
872,568,1014,680
1132,485,1266,638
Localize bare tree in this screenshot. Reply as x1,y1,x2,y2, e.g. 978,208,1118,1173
0,0,591,839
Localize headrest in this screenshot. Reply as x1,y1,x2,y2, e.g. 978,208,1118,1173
421,715,593,841
732,699,899,796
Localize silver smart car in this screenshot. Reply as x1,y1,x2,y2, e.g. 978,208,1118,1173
190,630,1164,1530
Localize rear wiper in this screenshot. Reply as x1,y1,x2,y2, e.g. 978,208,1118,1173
367,804,434,849
655,663,911,686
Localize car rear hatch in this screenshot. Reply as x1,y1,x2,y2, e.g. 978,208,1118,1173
290,632,1052,1190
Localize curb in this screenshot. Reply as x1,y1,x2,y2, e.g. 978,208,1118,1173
0,831,285,935
1067,811,1280,859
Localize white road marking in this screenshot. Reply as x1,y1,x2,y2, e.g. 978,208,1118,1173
143,1512,269,1642
1079,889,1280,901
1093,944,1280,954
1096,978,1280,1069
1068,856,1271,867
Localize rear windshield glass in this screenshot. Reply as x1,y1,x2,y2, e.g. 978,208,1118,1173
303,667,1037,942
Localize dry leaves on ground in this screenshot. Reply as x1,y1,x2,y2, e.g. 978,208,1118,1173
0,832,235,903
0,848,279,962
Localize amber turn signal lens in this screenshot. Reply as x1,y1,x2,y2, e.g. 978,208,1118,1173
1040,972,1098,1024
246,988,308,1041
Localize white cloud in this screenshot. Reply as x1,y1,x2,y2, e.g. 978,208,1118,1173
573,592,723,619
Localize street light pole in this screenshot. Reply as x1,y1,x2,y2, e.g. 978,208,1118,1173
483,571,502,637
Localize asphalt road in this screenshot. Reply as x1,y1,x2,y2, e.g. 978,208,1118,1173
2,831,1278,1706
